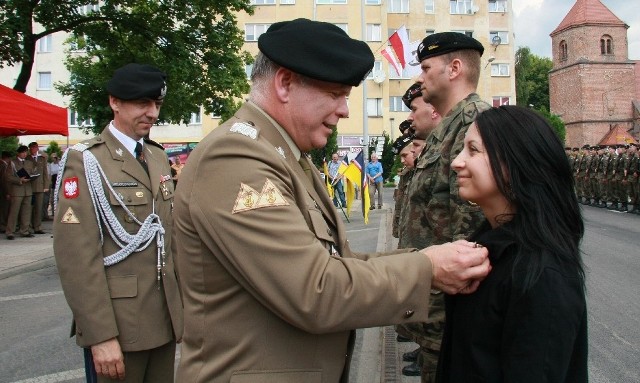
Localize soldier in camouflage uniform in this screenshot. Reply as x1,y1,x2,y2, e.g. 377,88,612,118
400,32,489,383
392,133,414,239
576,146,589,204
615,145,629,212
593,146,608,207
604,146,617,209
395,83,442,377
582,147,595,205
628,144,639,214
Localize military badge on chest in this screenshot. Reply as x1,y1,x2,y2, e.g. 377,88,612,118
160,174,171,197
63,177,80,199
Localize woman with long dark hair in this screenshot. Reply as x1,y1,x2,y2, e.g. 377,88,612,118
438,105,588,382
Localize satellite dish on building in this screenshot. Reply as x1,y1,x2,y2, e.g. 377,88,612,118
373,70,386,84
491,35,502,47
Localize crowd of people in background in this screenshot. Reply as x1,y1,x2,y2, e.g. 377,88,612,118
569,143,639,214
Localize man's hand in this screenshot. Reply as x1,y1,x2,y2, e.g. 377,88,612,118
420,240,491,294
92,338,125,380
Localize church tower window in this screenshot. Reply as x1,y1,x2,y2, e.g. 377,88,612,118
600,35,613,55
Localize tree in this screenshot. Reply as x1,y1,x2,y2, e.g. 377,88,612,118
45,141,63,160
515,46,566,143
0,136,19,154
515,46,553,110
1,0,254,133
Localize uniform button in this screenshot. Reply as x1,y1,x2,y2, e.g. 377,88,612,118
327,229,332,236
404,310,415,318
128,197,132,202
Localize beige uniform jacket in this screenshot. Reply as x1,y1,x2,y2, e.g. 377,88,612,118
174,103,433,383
53,128,183,352
27,153,50,192
8,159,34,197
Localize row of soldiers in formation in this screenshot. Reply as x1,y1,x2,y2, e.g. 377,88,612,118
568,143,640,214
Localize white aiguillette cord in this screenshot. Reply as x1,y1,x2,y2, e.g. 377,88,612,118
54,144,166,288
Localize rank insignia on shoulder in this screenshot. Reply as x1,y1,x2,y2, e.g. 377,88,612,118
230,122,258,140
232,178,289,214
115,148,123,157
61,207,80,224
63,177,80,199
276,146,286,158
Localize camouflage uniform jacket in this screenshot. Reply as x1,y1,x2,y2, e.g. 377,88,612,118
399,93,489,249
393,166,413,239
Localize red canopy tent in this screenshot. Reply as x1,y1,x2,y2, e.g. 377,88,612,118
0,84,68,136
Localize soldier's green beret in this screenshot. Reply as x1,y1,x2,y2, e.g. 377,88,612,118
402,83,422,108
258,18,374,86
392,135,413,155
107,63,167,101
417,32,484,61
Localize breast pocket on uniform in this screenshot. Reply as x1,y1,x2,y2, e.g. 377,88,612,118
109,187,149,232
308,207,335,245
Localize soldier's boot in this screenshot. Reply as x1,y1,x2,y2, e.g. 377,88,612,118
584,198,591,206
619,202,628,213
607,201,617,210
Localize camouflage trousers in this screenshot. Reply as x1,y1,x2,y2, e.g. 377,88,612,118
395,291,445,383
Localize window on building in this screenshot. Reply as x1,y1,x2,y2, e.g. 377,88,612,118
452,30,474,38
38,72,52,90
367,98,383,117
488,0,507,12
492,96,510,107
489,31,509,45
367,61,383,79
450,0,473,14
38,35,52,53
366,0,381,4
425,0,435,13
367,24,382,41
245,24,271,41
245,64,254,79
600,35,613,55
69,110,94,127
490,63,509,76
316,0,347,4
559,40,568,61
334,24,348,33
426,29,435,35
77,3,99,15
280,0,295,3
388,0,409,13
390,96,411,112
251,0,275,4
190,112,202,125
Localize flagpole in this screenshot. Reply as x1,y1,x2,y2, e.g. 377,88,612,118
361,0,369,162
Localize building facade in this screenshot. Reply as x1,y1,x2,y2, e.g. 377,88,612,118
1,0,516,157
549,0,640,147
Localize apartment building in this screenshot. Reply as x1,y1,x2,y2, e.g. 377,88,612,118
1,0,515,155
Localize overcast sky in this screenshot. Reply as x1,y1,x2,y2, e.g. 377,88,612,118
513,0,640,60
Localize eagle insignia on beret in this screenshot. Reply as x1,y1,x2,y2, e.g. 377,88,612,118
428,44,439,50
230,122,258,139
159,83,167,99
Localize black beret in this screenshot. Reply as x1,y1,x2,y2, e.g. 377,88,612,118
258,18,374,86
392,135,413,155
417,32,484,61
399,120,412,134
107,63,167,101
402,83,422,108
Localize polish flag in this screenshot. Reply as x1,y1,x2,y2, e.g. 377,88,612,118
381,47,402,76
389,26,411,68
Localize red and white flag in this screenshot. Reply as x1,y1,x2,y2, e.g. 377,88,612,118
381,47,402,76
389,26,411,68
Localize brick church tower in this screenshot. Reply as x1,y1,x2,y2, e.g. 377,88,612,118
549,0,639,147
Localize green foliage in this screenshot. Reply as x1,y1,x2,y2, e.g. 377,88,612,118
1,0,254,134
0,136,19,154
379,132,394,182
45,141,63,161
310,126,338,169
515,46,553,110
535,106,566,144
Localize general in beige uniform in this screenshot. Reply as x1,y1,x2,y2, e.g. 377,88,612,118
53,63,182,382
173,19,490,383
